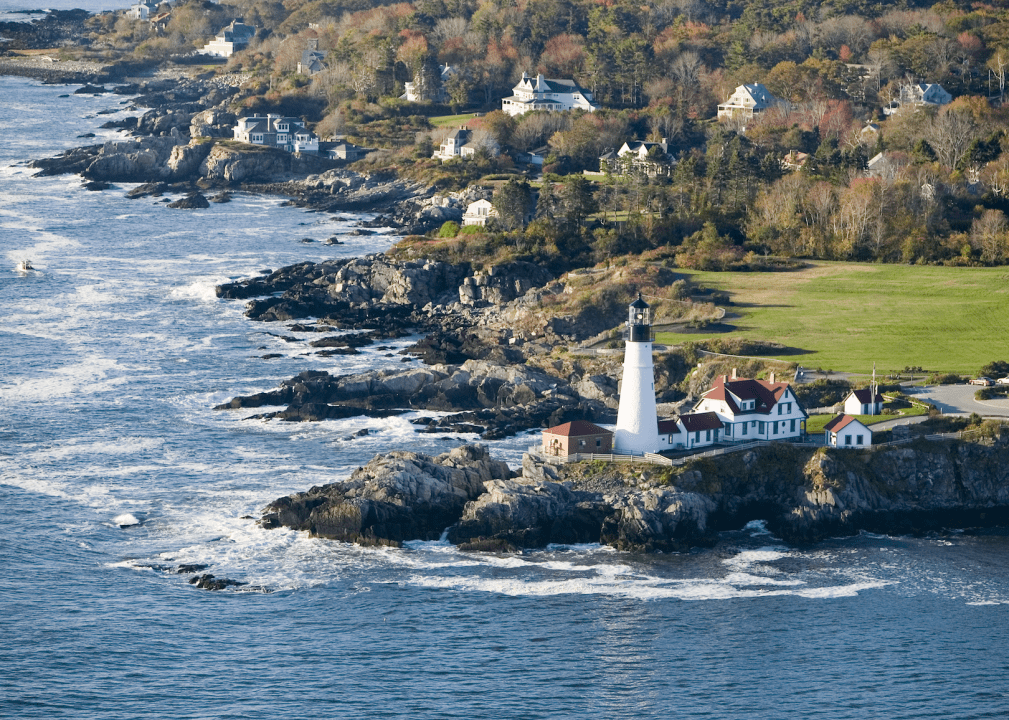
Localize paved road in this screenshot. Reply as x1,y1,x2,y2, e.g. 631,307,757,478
907,384,1009,417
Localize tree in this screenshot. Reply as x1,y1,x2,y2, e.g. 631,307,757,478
923,106,979,170
559,175,598,230
972,209,1008,264
492,179,534,231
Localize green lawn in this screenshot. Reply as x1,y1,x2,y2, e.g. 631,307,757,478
429,113,478,128
654,262,1009,374
805,409,925,435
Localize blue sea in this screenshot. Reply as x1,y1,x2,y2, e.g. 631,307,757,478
2,75,1009,719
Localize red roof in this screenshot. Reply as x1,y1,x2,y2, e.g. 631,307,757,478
680,411,724,432
543,420,612,437
823,414,867,433
657,419,680,433
700,375,805,418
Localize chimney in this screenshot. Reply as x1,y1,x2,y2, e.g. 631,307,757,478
769,371,776,384
718,374,727,384
731,368,737,379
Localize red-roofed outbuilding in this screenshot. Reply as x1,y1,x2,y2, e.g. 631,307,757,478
542,420,613,457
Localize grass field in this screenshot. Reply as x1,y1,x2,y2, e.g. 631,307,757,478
653,262,1009,374
429,113,478,128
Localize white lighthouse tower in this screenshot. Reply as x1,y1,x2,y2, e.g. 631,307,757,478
614,294,659,455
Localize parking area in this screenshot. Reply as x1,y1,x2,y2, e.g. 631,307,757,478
907,384,1009,417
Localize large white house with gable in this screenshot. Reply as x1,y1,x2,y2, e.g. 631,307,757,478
692,371,808,442
717,83,782,120
502,72,599,116
233,115,319,155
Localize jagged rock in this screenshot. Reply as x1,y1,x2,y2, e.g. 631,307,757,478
260,444,513,544
82,180,111,191
167,192,210,209
189,574,246,590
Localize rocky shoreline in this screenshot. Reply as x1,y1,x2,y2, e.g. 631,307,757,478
262,436,1009,554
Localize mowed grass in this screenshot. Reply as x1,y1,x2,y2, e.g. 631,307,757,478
429,113,478,128
654,261,1009,374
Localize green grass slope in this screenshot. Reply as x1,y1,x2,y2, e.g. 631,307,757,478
654,262,1009,374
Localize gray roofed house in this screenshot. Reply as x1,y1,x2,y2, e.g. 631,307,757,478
298,45,326,76
326,142,370,161
200,19,256,58
233,114,319,155
502,72,599,116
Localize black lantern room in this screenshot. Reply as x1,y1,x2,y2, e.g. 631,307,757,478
628,293,651,343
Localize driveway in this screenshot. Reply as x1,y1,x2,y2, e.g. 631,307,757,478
906,384,1009,417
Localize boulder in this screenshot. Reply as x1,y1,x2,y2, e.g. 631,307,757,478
167,192,210,209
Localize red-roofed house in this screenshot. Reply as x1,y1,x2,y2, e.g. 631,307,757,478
843,388,884,416
693,371,807,442
542,420,613,457
655,412,724,451
823,414,872,448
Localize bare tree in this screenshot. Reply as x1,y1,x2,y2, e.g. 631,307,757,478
972,209,1008,263
866,48,894,92
923,106,979,169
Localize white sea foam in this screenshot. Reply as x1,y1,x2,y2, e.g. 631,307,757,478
114,513,140,527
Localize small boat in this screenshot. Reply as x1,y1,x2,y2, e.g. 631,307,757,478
14,260,34,273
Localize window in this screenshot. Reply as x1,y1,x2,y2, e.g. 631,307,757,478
778,405,782,415
773,422,778,435
724,422,731,433
579,439,586,447
706,430,711,441
694,431,700,442
790,419,796,432
857,435,863,445
596,438,602,448
845,435,852,445
742,424,748,436
759,422,765,433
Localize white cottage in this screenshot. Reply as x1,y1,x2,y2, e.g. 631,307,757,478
693,372,808,442
126,0,156,20
501,72,598,117
717,84,781,120
824,414,872,448
843,387,884,416
462,199,496,227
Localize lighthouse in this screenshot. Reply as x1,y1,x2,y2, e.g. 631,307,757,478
614,294,659,454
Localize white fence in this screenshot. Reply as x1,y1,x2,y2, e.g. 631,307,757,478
529,429,980,468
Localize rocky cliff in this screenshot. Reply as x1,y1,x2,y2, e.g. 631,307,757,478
261,436,1009,554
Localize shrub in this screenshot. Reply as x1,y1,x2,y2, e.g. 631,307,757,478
438,221,460,238
929,373,963,385
458,225,485,235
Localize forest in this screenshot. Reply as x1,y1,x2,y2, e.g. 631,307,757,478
73,0,1009,267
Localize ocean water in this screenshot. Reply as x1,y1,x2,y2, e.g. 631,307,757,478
2,75,1009,719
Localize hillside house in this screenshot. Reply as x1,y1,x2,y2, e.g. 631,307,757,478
601,139,675,177
884,82,952,115
692,371,808,442
781,150,810,172
200,19,255,58
233,115,319,155
717,84,781,120
326,142,369,161
843,388,884,416
501,72,598,116
402,64,455,103
462,199,497,227
126,0,156,20
542,420,613,457
432,128,485,161
824,414,872,448
298,43,326,76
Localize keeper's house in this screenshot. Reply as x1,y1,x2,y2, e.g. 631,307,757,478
542,421,613,457
824,414,872,448
692,371,807,442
